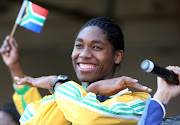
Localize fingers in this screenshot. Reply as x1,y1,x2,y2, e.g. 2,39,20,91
126,82,152,93
0,35,18,55
14,76,21,84
8,36,18,50
0,36,11,54
117,76,138,83
172,66,180,75
166,66,180,73
116,76,152,93
167,66,180,82
14,76,34,87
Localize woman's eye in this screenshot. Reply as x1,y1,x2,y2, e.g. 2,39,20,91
93,46,102,50
75,44,83,48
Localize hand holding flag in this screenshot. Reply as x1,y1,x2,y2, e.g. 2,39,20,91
10,0,48,36
1,0,48,54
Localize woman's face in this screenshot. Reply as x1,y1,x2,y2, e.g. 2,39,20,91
71,26,121,83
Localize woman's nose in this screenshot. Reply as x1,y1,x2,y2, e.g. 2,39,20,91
79,47,92,59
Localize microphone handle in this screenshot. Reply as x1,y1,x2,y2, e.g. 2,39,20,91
152,64,179,85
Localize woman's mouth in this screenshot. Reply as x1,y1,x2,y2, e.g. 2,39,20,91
78,63,97,72
79,63,95,69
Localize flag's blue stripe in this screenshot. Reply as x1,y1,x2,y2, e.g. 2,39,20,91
22,22,42,33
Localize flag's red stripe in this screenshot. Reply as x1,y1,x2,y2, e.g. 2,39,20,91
31,2,48,17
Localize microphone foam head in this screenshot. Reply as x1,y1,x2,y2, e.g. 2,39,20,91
141,60,154,72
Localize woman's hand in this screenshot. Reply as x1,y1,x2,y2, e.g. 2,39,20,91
0,36,25,80
0,36,19,67
153,66,180,104
87,76,152,96
14,76,57,93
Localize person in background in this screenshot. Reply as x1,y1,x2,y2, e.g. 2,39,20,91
0,102,20,125
0,36,42,117
161,114,180,125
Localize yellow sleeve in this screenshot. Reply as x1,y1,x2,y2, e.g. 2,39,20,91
20,95,71,125
12,83,42,115
54,81,150,125
18,81,149,125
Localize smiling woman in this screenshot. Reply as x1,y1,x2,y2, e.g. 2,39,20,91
12,17,152,125
72,26,123,83
11,17,180,125
71,17,124,84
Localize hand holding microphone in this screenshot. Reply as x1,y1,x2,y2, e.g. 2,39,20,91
141,59,179,85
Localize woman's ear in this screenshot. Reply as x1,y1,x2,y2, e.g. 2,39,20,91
114,50,123,64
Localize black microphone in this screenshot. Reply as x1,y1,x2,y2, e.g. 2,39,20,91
141,59,179,85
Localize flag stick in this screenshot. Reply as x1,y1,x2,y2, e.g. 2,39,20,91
10,0,27,37
10,23,18,37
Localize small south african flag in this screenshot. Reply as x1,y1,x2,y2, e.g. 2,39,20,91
15,0,48,33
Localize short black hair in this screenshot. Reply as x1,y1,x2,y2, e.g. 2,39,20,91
81,17,124,52
0,102,20,125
